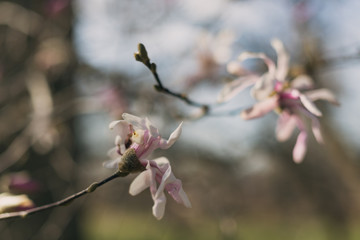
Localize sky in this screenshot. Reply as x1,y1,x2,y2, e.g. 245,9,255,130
73,0,360,161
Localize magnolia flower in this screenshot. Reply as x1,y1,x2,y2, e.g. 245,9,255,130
218,39,338,163
105,113,191,219
185,30,235,89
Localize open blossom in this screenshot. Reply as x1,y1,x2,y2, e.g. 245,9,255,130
105,113,191,219
218,39,338,163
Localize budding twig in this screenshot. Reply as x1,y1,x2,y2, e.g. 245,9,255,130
134,43,210,113
0,171,128,220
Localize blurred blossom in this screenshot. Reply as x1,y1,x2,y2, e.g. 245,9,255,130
0,2,42,37
0,193,34,213
45,0,70,16
218,39,290,103
98,86,128,119
104,113,190,219
293,0,312,24
26,72,59,154
185,30,235,88
218,39,338,163
34,38,71,70
3,172,42,194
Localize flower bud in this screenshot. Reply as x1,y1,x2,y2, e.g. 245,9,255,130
118,148,145,173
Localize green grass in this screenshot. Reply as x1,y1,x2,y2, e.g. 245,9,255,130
80,208,360,240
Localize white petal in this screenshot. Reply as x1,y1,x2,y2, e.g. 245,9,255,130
122,113,144,129
299,94,322,117
129,170,152,196
291,75,314,90
271,38,289,81
159,122,183,149
217,75,259,103
251,73,275,100
239,52,276,80
241,96,278,120
109,120,123,129
144,117,159,137
304,88,339,105
153,157,170,166
151,164,173,220
152,193,166,220
226,61,246,75
107,147,119,158
0,193,34,213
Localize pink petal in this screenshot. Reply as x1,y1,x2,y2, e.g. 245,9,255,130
166,180,192,208
276,112,297,142
271,39,289,82
153,157,191,208
299,94,322,117
217,75,259,102
241,96,278,120
293,131,307,163
159,122,183,149
304,88,340,106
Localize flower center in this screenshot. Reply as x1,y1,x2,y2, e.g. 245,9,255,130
131,130,145,144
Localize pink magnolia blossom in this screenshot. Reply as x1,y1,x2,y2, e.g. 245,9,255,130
105,113,191,219
218,39,338,163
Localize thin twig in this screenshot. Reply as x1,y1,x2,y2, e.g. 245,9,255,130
134,43,210,113
0,171,129,220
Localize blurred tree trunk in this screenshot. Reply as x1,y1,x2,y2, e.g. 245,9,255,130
0,1,80,239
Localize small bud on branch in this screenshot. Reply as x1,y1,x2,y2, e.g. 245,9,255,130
134,43,210,113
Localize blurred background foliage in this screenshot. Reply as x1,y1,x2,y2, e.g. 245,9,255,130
0,0,360,239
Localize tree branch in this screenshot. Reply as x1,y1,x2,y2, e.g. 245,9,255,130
0,171,129,220
134,43,210,113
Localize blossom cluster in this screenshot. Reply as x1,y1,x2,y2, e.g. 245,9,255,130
105,113,191,220
218,39,338,163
